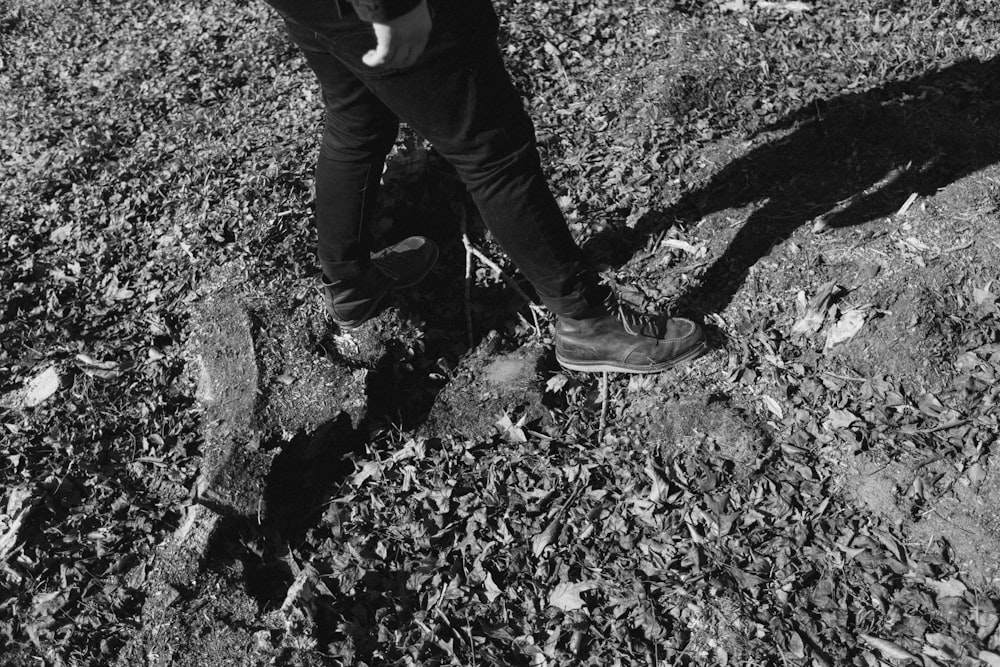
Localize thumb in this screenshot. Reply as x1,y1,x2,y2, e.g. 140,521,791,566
362,44,390,67
363,25,392,67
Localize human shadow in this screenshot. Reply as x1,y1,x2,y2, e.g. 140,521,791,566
585,55,1000,314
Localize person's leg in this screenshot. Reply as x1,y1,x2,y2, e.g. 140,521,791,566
283,19,400,282
299,0,602,317
283,1,705,368
279,18,439,329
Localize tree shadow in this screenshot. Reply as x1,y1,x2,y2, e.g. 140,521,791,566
584,55,1000,314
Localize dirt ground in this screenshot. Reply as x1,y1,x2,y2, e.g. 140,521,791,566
4,1,1000,664
119,65,1000,664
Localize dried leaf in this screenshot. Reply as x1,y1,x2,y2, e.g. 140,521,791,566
350,461,383,487
977,613,1000,641
1,487,37,560
548,581,597,612
792,280,839,336
532,517,562,557
484,571,503,602
719,0,750,11
74,353,119,370
645,465,670,504
758,0,812,11
661,238,703,255
390,438,426,463
966,463,987,487
973,283,997,306
762,395,784,419
859,634,918,661
785,630,805,658
545,373,569,393
922,577,967,599
825,408,858,430
916,392,946,417
496,412,528,443
824,309,867,350
23,367,61,407
281,563,321,615
980,650,1000,667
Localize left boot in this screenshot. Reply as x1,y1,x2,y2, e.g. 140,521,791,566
319,236,439,330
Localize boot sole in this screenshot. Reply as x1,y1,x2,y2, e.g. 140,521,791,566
555,340,708,374
384,241,439,289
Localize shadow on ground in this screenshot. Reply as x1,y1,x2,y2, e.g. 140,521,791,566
584,55,1000,314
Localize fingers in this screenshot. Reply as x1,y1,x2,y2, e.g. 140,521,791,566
362,25,393,68
363,2,431,70
362,41,423,69
362,44,391,68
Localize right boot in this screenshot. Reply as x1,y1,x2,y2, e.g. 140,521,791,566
555,299,707,374
319,235,439,330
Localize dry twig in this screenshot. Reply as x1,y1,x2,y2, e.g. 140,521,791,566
598,371,610,443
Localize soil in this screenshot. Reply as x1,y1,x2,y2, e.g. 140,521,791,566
4,1,1000,664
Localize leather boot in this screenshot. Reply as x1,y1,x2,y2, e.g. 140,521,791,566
555,300,706,373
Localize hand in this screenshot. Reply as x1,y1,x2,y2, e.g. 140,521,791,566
362,0,432,69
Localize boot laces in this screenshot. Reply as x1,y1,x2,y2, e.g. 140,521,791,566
608,295,668,338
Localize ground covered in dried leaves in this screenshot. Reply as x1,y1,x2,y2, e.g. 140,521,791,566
3,0,1000,665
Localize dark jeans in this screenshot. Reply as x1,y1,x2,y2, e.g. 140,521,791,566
266,0,603,317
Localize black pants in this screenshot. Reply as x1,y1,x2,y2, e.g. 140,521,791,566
268,0,602,317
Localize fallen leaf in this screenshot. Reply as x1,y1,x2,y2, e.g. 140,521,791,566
980,650,1000,667
281,564,320,615
762,395,784,420
916,392,946,417
973,282,997,306
966,463,987,487
825,408,858,430
661,238,703,255
924,577,967,599
350,461,383,487
545,373,569,393
859,633,918,661
496,412,528,443
791,280,839,336
645,465,670,504
0,487,37,560
548,581,597,612
758,0,812,12
74,353,118,370
719,0,750,11
824,309,867,350
484,571,503,602
24,367,61,407
532,516,562,557
390,438,426,463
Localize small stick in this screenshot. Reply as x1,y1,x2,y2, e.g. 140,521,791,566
458,205,541,338
529,304,543,338
598,371,609,443
462,235,535,305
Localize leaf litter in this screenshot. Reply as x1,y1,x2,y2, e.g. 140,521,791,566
2,0,1000,665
